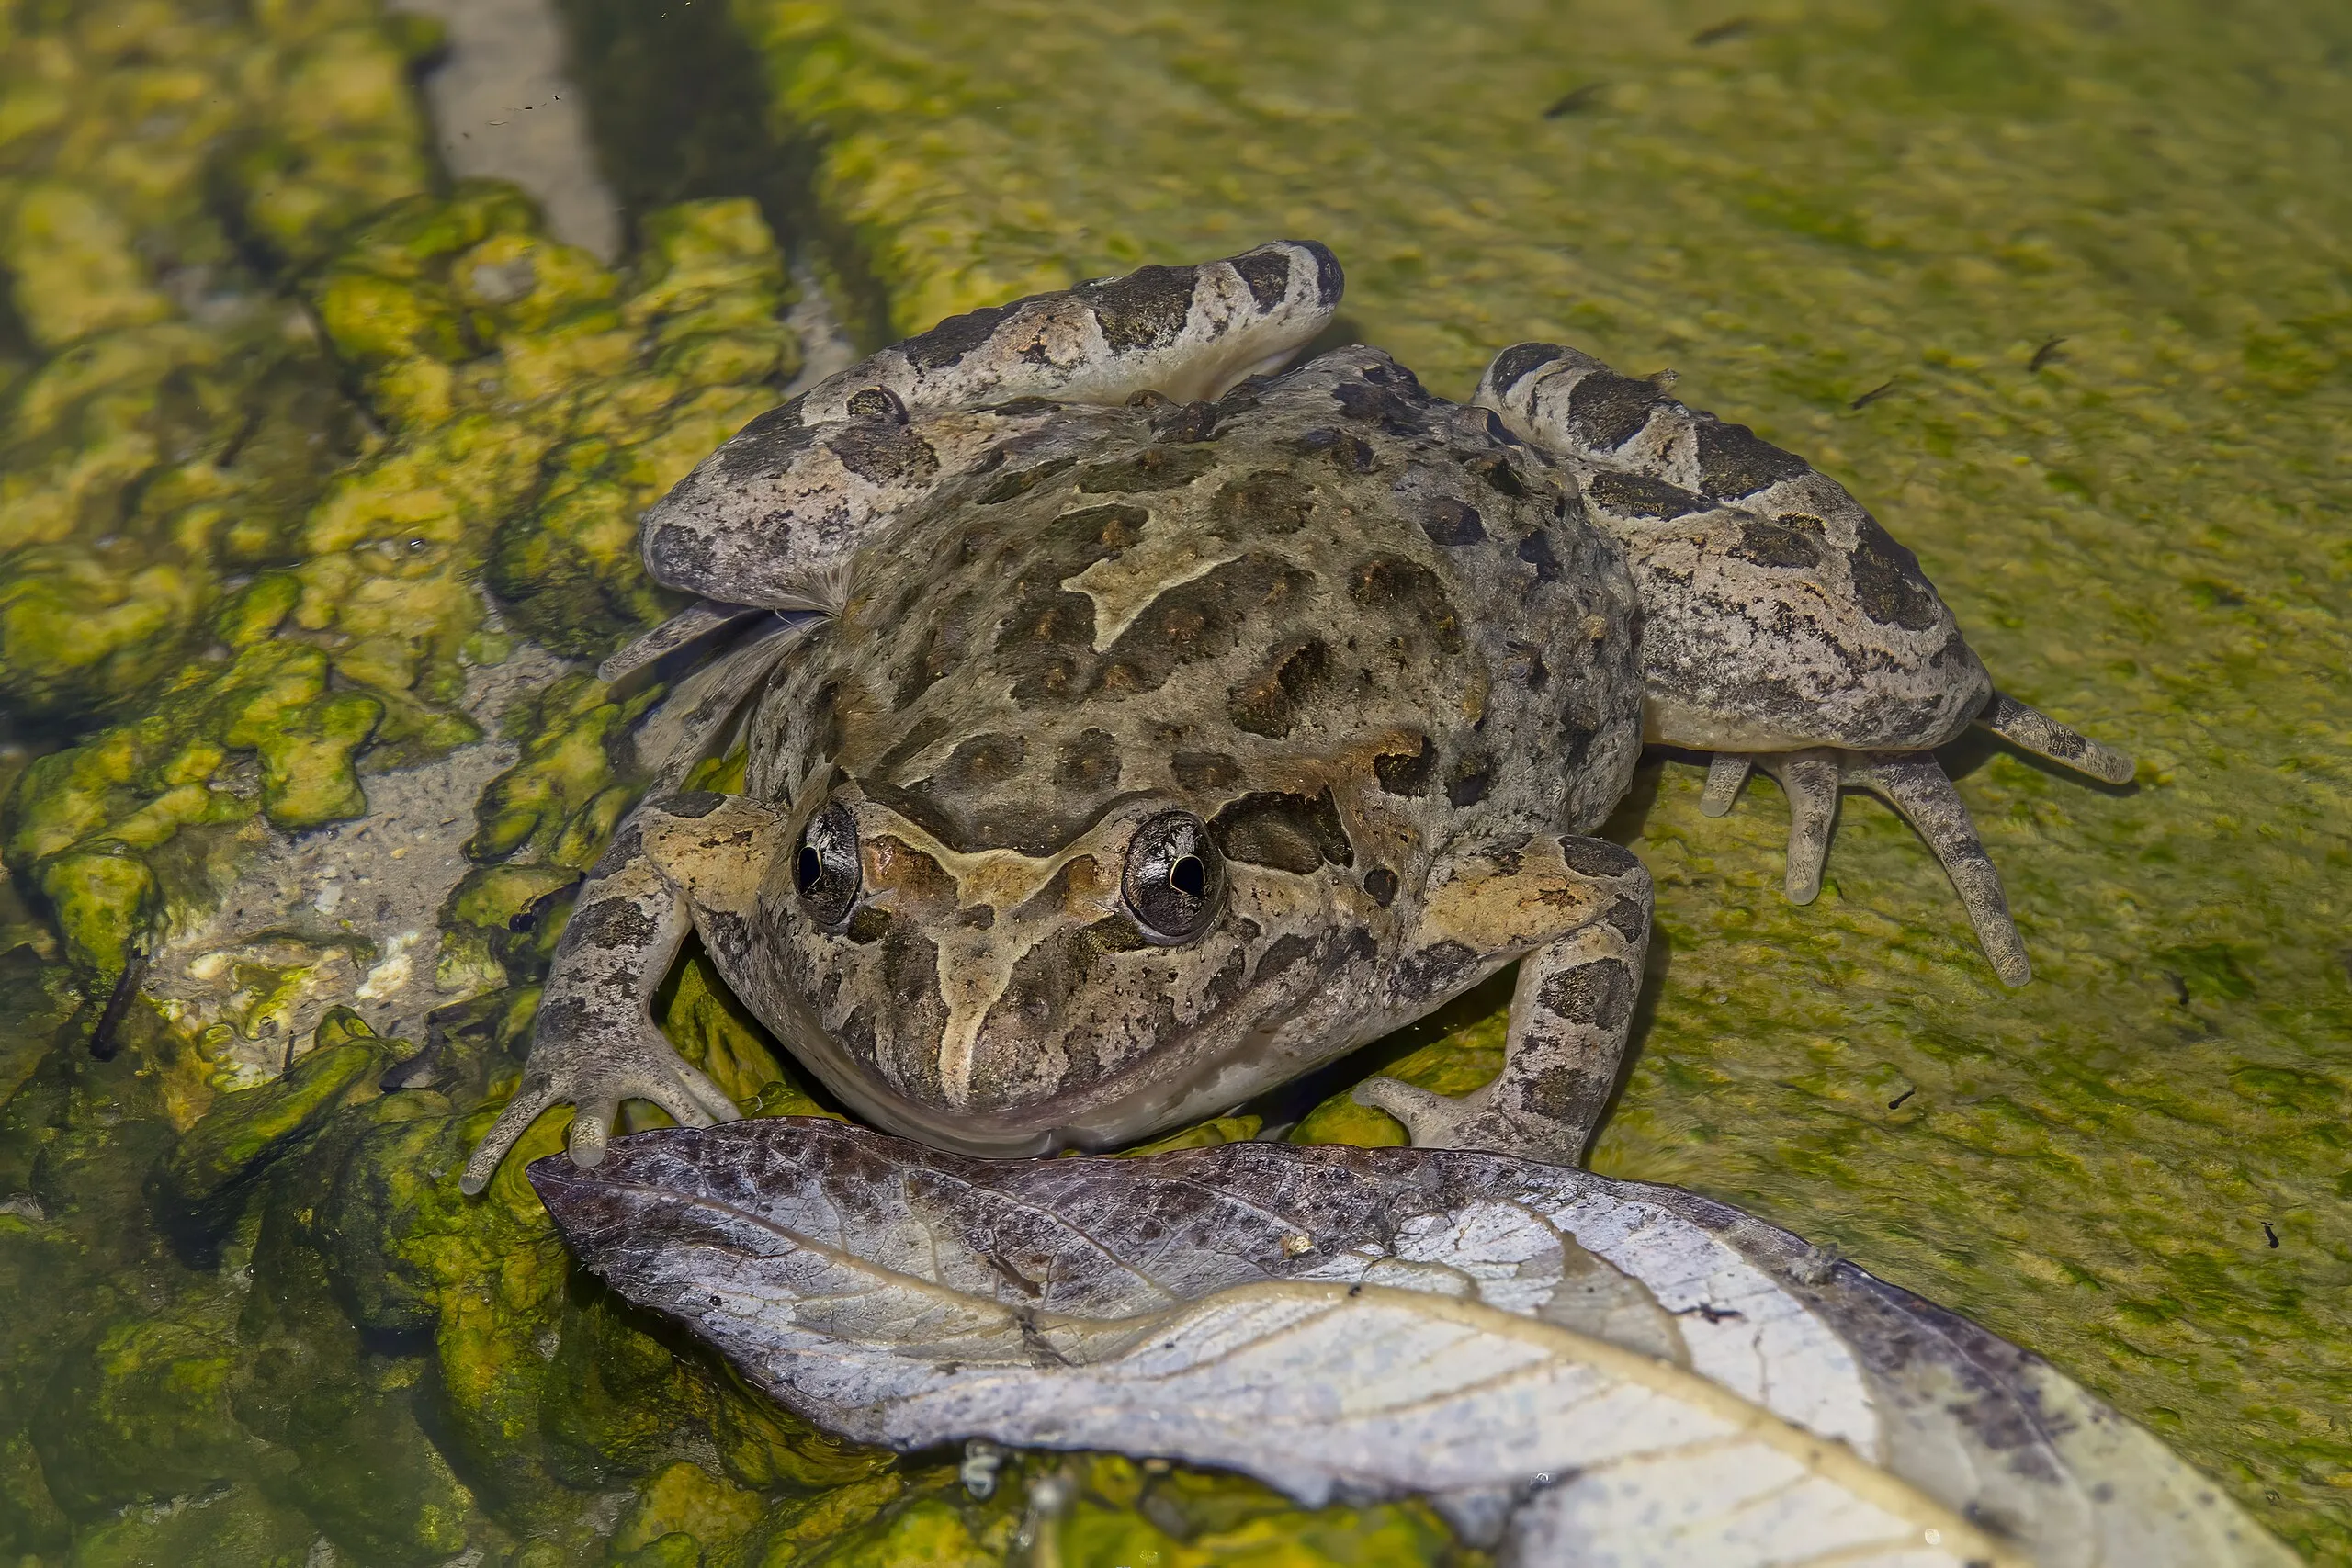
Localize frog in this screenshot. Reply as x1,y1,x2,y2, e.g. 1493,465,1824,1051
459,240,2131,1194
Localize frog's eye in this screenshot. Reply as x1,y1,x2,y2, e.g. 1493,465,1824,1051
1123,811,1224,943
794,801,861,928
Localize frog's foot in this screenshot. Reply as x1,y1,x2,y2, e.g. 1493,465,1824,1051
1701,692,2129,986
1351,1078,1591,1168
458,1026,741,1194
1355,837,1652,1168
458,805,758,1196
1703,745,2031,986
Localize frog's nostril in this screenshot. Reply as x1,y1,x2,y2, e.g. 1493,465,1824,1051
1171,855,1207,899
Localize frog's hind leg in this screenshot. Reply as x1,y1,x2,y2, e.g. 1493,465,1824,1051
639,241,1343,615
1854,751,2031,987
1976,690,2135,784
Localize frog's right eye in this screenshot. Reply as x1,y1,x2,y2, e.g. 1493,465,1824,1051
794,802,861,928
1123,811,1224,944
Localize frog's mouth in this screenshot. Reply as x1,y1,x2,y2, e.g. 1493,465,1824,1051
766,994,1323,1158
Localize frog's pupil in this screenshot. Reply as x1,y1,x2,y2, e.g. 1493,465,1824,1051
1170,855,1205,899
797,844,822,894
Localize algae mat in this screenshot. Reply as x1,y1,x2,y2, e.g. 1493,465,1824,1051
731,0,2352,1552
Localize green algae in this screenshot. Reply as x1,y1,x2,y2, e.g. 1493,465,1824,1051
724,0,2352,1552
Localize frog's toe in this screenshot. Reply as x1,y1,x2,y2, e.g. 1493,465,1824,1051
1352,1076,1466,1135
1975,690,2135,785
1755,749,1843,905
1700,752,1750,818
567,1099,618,1168
458,1072,562,1196
1351,1078,1585,1166
1858,751,2031,987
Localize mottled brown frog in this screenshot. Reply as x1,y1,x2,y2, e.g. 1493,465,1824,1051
461,242,2129,1192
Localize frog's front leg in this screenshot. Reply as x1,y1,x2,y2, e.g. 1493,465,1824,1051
1353,838,1651,1167
458,792,782,1193
630,240,1341,621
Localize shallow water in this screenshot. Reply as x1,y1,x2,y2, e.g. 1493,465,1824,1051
1,0,2346,1563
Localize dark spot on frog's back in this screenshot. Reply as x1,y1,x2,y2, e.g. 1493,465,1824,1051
714,397,817,479
1097,555,1314,694
975,455,1074,504
1374,735,1438,796
1212,470,1315,536
1445,755,1493,807
1420,496,1485,547
1227,637,1330,739
1055,728,1122,790
826,423,938,486
901,301,1015,371
1848,516,1943,631
1487,342,1565,393
1582,469,1708,522
1171,751,1241,791
1730,513,1826,570
1210,789,1353,874
1566,370,1668,452
934,732,1028,789
565,895,655,951
1363,867,1399,907
1332,380,1429,435
1516,530,1562,581
1077,445,1218,493
1231,248,1293,310
1561,838,1640,878
1350,557,1464,656
1696,420,1811,500
1081,264,1197,353
1296,428,1378,473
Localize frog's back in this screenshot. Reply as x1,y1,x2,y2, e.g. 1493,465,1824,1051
749,347,1643,851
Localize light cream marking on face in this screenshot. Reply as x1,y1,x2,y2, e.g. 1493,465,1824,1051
854,800,1125,1109
1062,533,1243,652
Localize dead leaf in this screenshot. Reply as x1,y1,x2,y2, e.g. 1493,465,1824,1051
532,1121,2291,1568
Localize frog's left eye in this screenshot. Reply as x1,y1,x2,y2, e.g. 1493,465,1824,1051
794,801,861,928
1123,811,1224,944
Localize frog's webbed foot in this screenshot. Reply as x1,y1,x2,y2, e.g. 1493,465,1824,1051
1356,838,1652,1167
1704,744,2030,985
1702,692,2129,986
458,808,749,1196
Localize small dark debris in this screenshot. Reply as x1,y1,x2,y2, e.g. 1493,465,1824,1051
380,1045,449,1093
2028,335,2068,373
1348,1282,1363,1297
1676,1302,1746,1324
1692,17,1755,45
1544,83,1604,118
1887,1087,1917,1110
1849,379,1896,411
2263,1222,2279,1249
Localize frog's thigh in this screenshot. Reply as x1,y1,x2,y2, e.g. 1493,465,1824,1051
639,242,1342,612
1358,838,1652,1166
